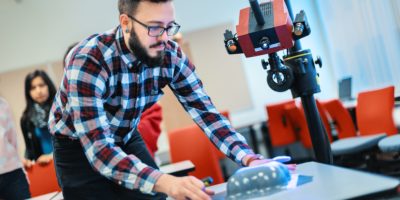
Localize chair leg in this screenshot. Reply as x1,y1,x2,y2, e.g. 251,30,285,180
375,152,400,177
333,147,381,171
333,153,367,170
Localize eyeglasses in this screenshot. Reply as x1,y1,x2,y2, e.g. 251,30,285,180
127,14,181,37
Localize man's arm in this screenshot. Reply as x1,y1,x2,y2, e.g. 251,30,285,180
65,54,162,194
168,47,255,165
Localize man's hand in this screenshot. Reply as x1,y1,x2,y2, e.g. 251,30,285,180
22,159,35,168
154,174,215,200
244,155,296,171
249,156,296,171
36,154,53,165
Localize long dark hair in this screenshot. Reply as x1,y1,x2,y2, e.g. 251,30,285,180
21,70,57,121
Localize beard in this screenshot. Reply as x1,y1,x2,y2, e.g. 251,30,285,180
128,28,166,67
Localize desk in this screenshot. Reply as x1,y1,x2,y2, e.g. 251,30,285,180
342,99,357,109
341,100,400,109
28,191,62,200
159,160,195,177
208,162,400,200
393,107,400,127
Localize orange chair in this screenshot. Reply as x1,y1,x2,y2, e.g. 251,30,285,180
284,101,332,149
355,86,400,173
284,103,312,149
356,86,397,136
168,114,227,185
328,86,397,170
266,100,297,148
316,100,333,141
321,99,357,139
26,160,61,197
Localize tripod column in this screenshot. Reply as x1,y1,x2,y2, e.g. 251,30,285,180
283,49,333,164
301,95,333,164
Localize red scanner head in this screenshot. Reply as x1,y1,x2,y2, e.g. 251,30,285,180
224,0,313,58
237,0,293,57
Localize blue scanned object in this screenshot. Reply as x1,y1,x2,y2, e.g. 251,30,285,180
227,161,290,199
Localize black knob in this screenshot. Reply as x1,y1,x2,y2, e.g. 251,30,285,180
227,40,237,53
315,56,322,68
267,66,294,92
261,59,269,70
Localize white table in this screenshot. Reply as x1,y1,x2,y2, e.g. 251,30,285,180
207,162,400,200
159,160,195,176
28,191,62,200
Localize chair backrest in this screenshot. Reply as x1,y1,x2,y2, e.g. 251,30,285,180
356,86,397,136
284,101,332,149
266,100,298,147
26,160,61,197
315,100,334,142
321,99,357,139
284,103,312,148
168,125,224,185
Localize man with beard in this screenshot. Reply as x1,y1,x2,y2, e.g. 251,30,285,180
48,0,292,199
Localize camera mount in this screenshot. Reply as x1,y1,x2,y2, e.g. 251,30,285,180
223,0,332,164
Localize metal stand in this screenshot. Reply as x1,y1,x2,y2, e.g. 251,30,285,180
224,0,333,164
287,0,332,164
266,0,333,164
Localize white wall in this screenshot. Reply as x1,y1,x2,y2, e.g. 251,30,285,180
0,0,119,73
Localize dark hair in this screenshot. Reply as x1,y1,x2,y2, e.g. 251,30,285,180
63,42,78,69
22,70,57,120
118,0,172,16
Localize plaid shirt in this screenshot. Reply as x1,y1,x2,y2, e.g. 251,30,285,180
48,26,254,194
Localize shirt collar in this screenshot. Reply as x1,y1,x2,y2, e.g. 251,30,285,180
116,26,138,69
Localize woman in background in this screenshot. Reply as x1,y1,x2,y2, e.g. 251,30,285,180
21,70,56,167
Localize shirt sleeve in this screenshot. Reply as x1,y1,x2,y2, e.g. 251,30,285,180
66,54,163,194
168,48,255,164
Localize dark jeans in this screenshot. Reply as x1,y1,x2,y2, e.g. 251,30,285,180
52,132,167,200
0,168,31,200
